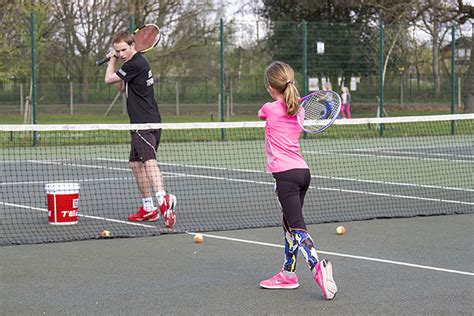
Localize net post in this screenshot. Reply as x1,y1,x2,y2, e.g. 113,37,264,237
378,22,385,137
450,25,456,135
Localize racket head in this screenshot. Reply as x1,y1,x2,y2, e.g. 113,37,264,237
297,90,342,133
133,24,161,53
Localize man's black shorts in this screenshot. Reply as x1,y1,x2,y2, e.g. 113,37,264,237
129,129,161,162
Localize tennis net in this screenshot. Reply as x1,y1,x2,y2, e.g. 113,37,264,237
1,114,473,245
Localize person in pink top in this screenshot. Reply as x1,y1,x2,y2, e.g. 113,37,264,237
258,61,337,300
340,86,352,119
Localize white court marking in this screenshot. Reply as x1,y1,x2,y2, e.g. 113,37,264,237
2,201,473,277
185,232,474,277
5,158,474,206
304,149,474,164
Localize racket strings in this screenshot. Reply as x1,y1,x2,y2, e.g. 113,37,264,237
299,91,342,132
303,95,338,122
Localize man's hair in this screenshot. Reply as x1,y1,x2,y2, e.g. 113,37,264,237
112,31,134,45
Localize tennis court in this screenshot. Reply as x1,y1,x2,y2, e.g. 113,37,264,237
1,116,473,314
1,214,473,314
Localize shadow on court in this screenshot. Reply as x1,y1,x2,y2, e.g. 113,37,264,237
1,214,473,315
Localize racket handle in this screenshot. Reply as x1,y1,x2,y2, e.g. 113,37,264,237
96,57,110,67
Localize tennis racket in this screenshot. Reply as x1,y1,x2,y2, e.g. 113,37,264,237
297,90,342,133
96,24,161,66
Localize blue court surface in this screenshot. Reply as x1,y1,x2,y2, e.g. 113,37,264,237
1,213,473,315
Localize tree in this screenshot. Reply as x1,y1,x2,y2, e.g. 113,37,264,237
463,25,474,112
455,0,474,113
47,0,129,103
0,0,50,83
260,0,421,93
413,0,474,112
4,0,224,105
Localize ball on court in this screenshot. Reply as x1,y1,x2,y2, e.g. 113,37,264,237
336,226,345,235
194,233,204,243
100,230,110,238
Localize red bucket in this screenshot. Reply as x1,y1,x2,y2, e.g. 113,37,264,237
45,183,80,225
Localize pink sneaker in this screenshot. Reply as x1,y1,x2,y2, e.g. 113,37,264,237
159,194,177,214
163,209,176,228
159,194,176,228
128,206,159,222
260,271,299,289
314,259,337,300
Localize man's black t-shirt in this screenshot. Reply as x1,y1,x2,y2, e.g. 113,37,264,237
116,53,161,123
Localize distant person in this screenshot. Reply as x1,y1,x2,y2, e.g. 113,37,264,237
258,61,338,300
340,86,352,119
323,81,332,91
104,30,176,227
322,81,334,119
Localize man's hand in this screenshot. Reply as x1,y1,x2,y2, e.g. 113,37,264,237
106,51,117,62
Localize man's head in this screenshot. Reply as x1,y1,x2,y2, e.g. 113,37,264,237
112,31,136,62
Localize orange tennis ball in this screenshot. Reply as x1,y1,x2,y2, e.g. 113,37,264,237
336,226,345,235
100,230,110,238
194,233,204,243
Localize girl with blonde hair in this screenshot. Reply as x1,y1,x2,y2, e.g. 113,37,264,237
341,86,352,119
258,61,338,300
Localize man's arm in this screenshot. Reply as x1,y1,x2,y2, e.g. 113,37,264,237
104,55,124,91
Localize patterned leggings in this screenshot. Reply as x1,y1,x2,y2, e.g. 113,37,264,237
282,216,319,273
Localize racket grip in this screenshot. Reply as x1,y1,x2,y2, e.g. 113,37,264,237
96,56,110,67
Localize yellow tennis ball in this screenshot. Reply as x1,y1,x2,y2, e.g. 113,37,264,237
100,230,110,238
194,233,204,243
336,226,345,235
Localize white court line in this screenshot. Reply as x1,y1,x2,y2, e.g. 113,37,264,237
315,175,474,193
27,157,473,195
318,187,474,206
28,160,131,172
304,150,474,164
98,158,473,193
2,200,472,276
0,201,158,229
351,148,474,159
19,158,474,205
0,177,134,186
185,232,474,277
0,175,183,186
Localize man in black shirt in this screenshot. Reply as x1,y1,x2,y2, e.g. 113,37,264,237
104,31,176,227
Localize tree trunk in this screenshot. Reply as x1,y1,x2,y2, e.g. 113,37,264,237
79,59,89,104
432,20,441,98
463,26,474,113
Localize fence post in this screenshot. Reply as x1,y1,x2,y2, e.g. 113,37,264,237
20,83,24,115
451,25,456,135
70,82,74,115
30,12,37,145
122,93,127,115
303,20,308,95
378,22,385,136
220,18,225,140
176,81,180,116
129,15,135,33
302,21,308,139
